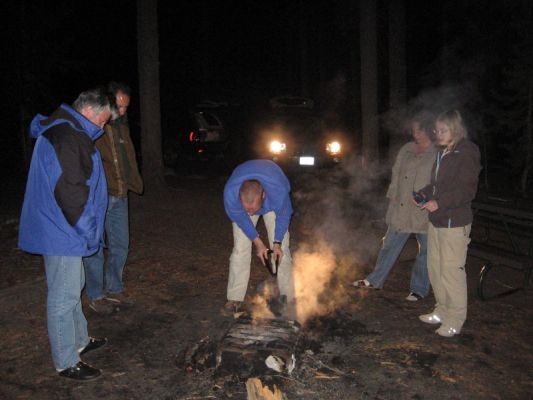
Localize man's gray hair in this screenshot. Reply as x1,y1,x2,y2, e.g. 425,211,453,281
72,88,111,115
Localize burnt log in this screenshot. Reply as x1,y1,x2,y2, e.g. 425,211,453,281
216,315,300,378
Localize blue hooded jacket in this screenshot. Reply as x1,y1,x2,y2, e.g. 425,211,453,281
223,160,293,241
18,104,108,256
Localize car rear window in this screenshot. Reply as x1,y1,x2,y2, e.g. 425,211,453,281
199,112,222,127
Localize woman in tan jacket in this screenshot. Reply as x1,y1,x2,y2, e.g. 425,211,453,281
353,111,437,300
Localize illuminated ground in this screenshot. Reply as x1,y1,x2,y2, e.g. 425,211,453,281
0,166,531,399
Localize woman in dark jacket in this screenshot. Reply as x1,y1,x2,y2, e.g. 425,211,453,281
416,110,481,337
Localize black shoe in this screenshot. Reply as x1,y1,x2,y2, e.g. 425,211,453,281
80,337,107,356
58,361,101,380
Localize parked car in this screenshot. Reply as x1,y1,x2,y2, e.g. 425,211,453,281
164,104,232,164
252,96,346,169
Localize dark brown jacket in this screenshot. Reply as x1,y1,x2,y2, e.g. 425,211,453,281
96,118,143,197
420,138,481,228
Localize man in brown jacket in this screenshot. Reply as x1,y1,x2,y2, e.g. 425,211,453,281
84,82,143,314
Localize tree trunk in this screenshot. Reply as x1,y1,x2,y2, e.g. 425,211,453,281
15,0,32,172
137,0,165,191
520,79,533,194
387,0,407,160
299,0,309,97
359,0,379,165
199,0,210,99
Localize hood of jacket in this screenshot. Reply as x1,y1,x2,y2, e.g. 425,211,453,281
30,103,104,142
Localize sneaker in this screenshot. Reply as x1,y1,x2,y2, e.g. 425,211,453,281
105,292,135,305
419,313,442,324
58,361,101,380
436,325,460,337
221,300,242,316
79,337,108,356
406,292,422,301
89,299,114,315
352,279,375,289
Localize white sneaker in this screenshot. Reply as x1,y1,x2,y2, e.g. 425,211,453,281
419,313,442,324
436,325,460,337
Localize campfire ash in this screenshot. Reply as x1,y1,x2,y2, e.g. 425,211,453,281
178,281,301,379
216,315,300,378
179,243,358,382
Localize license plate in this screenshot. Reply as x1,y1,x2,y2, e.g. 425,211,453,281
299,156,315,165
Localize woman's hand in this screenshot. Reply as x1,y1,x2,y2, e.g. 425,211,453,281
421,200,439,212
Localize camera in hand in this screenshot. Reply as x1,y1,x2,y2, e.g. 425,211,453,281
412,191,427,205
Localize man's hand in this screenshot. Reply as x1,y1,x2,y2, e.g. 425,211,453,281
272,241,283,264
421,199,439,212
253,237,269,265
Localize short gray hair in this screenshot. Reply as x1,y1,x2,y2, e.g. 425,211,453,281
72,88,111,115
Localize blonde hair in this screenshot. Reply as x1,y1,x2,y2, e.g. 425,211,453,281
436,109,467,150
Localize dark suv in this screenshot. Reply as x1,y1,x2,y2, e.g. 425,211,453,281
164,105,232,165
182,110,229,159
252,96,346,169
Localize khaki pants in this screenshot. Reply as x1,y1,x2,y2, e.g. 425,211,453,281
227,211,293,302
427,223,471,330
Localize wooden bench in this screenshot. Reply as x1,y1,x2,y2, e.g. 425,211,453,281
469,199,533,300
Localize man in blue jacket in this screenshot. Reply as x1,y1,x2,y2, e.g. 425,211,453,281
223,159,294,314
18,88,111,380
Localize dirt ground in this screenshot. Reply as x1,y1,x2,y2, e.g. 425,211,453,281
0,163,532,400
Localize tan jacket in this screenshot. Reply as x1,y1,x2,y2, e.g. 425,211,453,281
385,142,437,233
96,119,143,197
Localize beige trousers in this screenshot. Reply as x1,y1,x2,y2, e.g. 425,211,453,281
427,223,471,330
227,211,293,302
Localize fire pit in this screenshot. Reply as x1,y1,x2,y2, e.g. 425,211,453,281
216,315,300,378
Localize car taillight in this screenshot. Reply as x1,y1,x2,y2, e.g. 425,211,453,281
189,131,197,142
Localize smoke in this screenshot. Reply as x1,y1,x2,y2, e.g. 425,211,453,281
289,155,390,325
382,83,482,146
250,293,276,321
292,242,348,324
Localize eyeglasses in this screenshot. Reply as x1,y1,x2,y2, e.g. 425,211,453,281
433,128,450,135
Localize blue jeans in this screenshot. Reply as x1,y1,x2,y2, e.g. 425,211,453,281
366,227,430,297
43,255,89,370
84,195,129,301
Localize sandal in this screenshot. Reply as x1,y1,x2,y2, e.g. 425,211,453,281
352,279,375,289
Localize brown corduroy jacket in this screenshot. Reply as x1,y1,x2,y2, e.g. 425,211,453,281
96,118,143,197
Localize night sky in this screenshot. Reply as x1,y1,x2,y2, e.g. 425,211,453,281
3,1,532,193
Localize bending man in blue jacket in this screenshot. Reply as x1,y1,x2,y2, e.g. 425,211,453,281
18,88,111,381
223,160,294,314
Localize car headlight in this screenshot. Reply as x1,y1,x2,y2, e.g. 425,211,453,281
269,140,286,154
326,141,341,155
